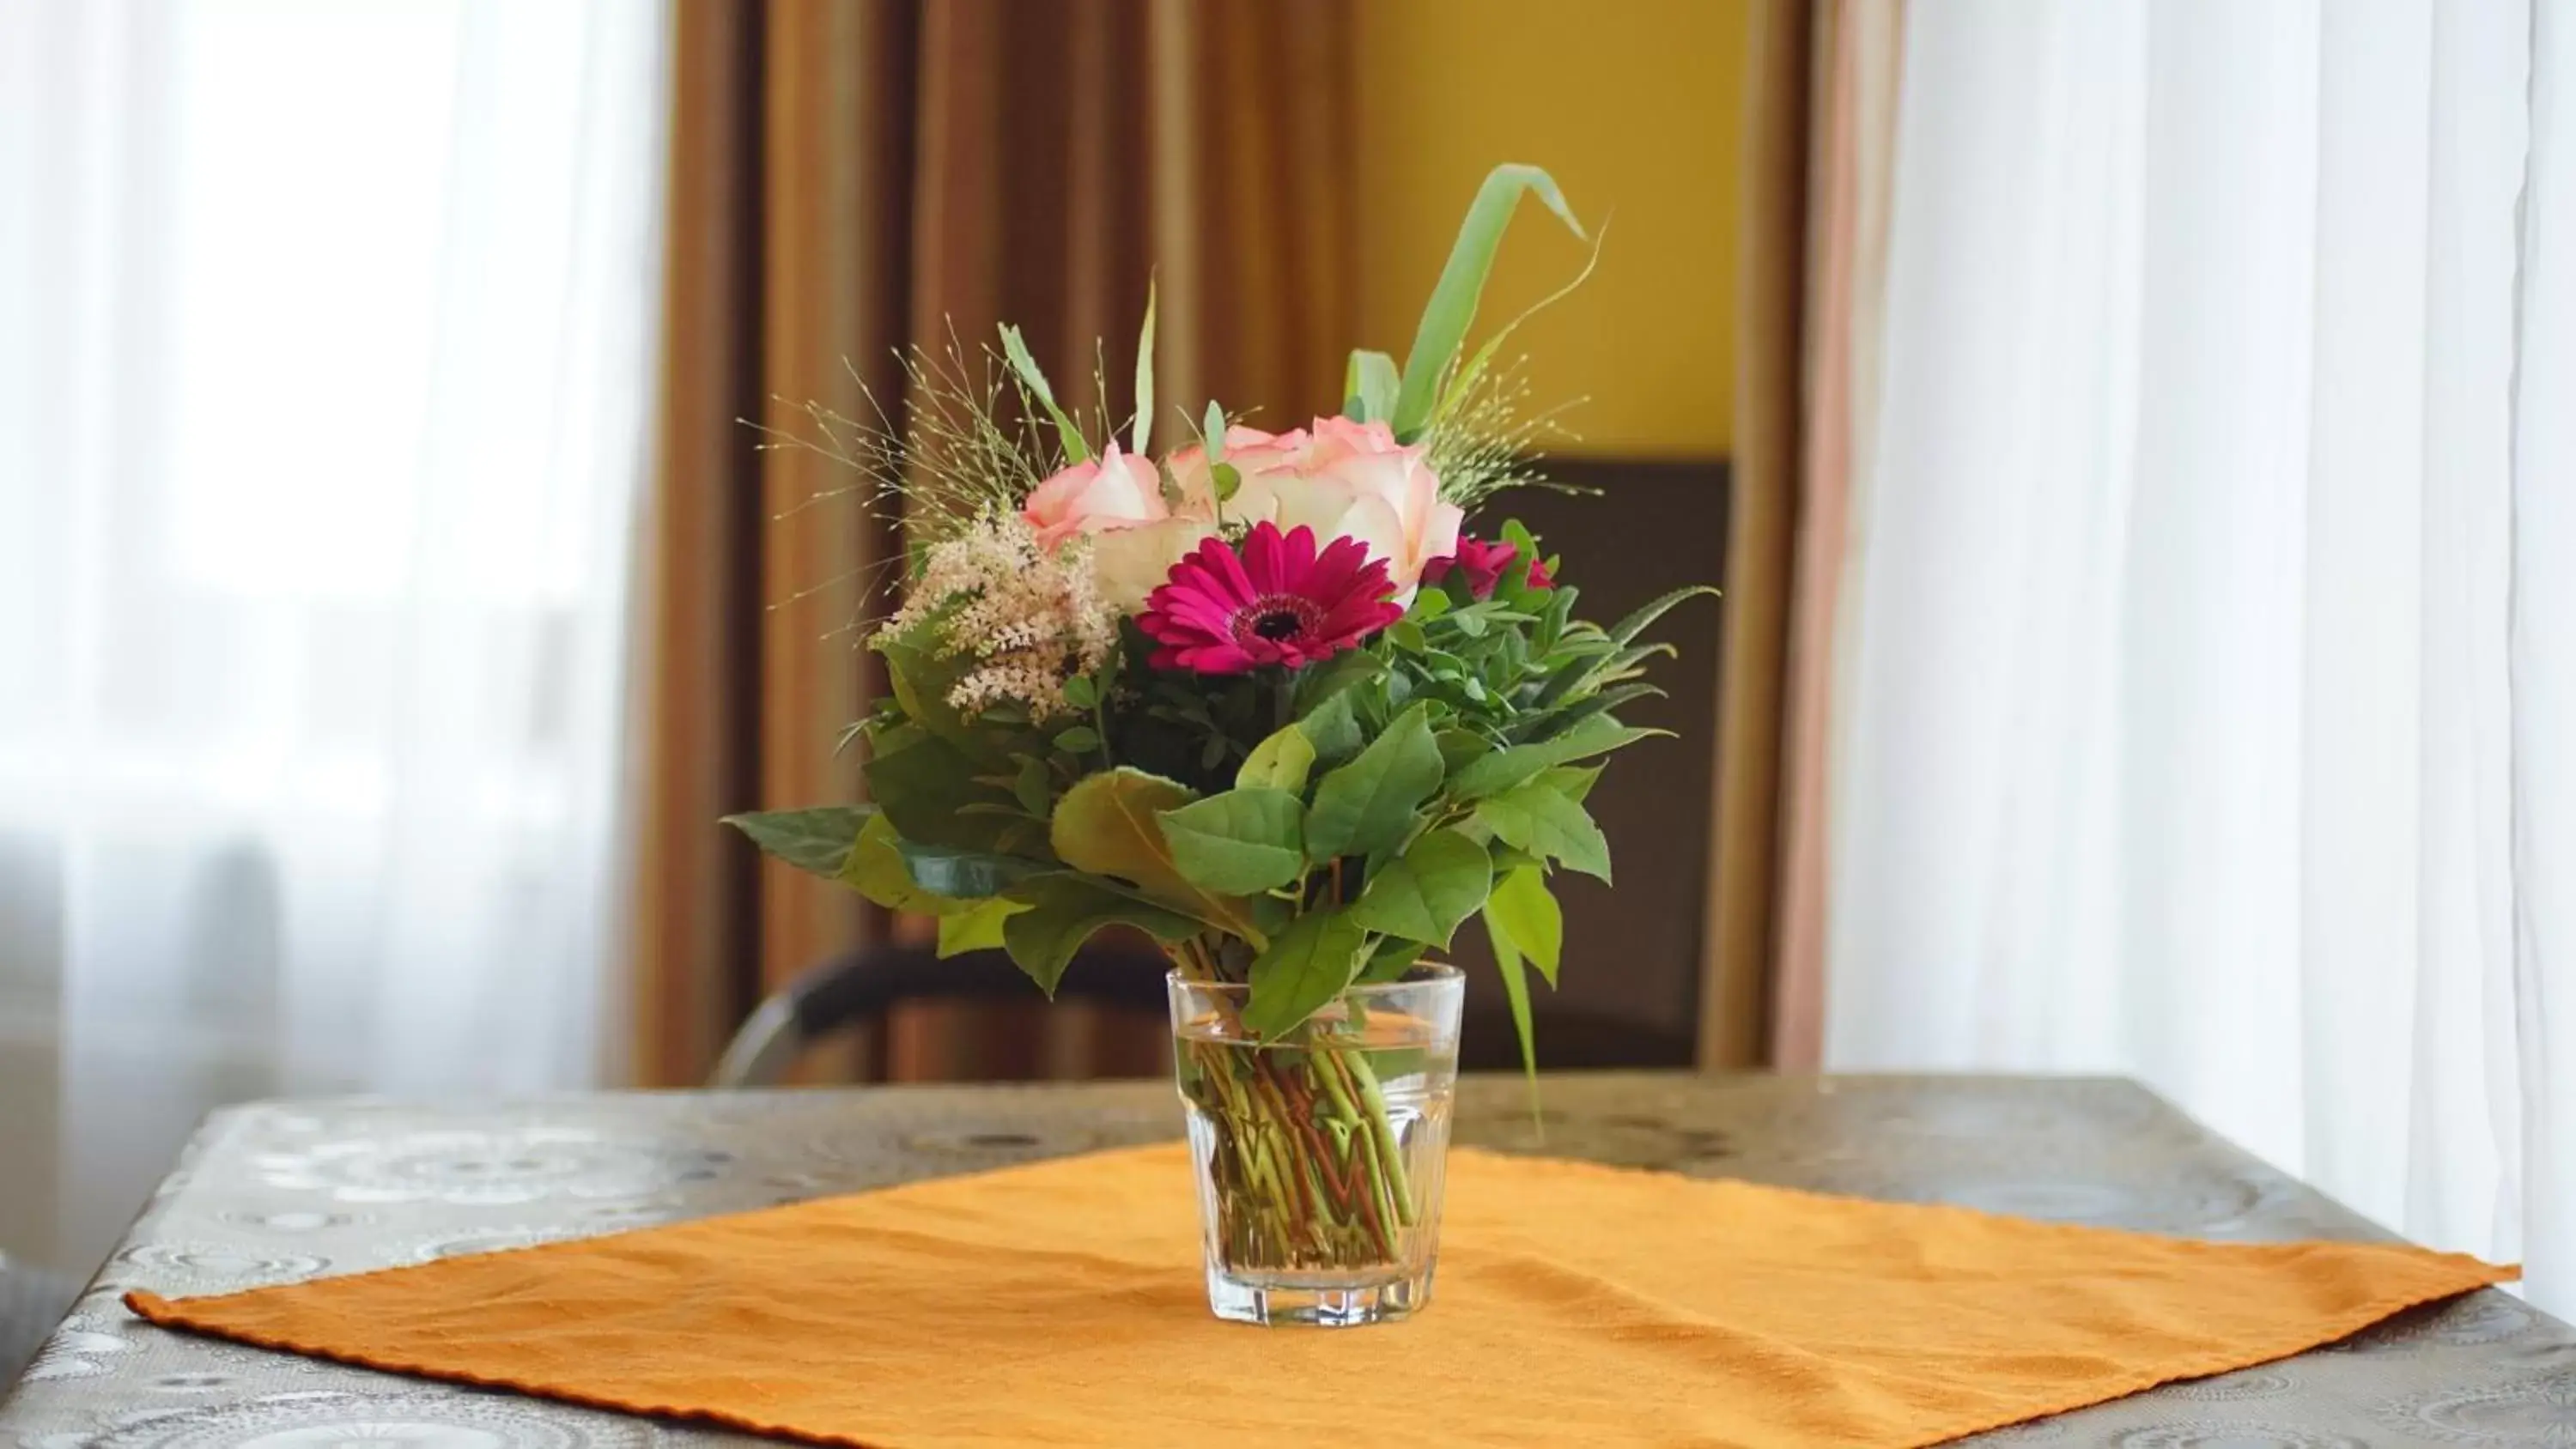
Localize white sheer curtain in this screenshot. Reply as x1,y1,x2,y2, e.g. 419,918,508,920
1826,0,2574,1307
0,0,668,1274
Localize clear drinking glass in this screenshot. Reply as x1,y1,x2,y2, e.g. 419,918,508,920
1167,964,1465,1327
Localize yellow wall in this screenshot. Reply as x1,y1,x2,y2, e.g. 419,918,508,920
1356,0,1748,458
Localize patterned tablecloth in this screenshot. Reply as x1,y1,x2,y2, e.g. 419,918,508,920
2,1073,2568,1447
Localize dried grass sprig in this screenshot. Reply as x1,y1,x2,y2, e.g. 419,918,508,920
749,320,1066,547
1421,355,1592,508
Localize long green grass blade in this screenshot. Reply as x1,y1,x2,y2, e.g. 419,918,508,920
1131,278,1157,455
1000,324,1089,464
1391,164,1586,441
1481,904,1544,1129
1343,349,1400,423
1437,223,1606,433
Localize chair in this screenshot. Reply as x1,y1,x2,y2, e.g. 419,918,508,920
712,943,1169,1088
710,943,1694,1088
0,1254,76,1389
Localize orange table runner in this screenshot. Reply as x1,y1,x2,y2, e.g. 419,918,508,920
128,1143,2511,1449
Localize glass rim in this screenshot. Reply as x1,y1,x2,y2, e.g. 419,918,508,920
1164,961,1462,1000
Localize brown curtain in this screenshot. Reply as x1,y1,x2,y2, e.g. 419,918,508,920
1699,0,1815,1071
631,0,1359,1088
1699,0,1899,1071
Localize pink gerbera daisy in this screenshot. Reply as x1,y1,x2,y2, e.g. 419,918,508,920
1138,522,1402,674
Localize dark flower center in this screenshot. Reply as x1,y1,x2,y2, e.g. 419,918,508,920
1233,592,1323,649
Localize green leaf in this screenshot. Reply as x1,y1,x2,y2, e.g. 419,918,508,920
1156,788,1307,894
1237,723,1318,794
1485,864,1563,985
1520,683,1668,743
1434,728,1493,774
1448,714,1664,800
1001,876,1199,995
1212,462,1242,502
840,811,962,913
877,632,984,755
1437,225,1607,434
1356,934,1425,983
1481,905,1542,1100
1343,348,1400,424
894,838,1051,899
1011,755,1054,816
1392,164,1585,440
1061,674,1099,709
936,897,1024,958
1298,689,1364,764
1054,724,1102,755
1607,585,1721,648
1348,828,1490,946
722,805,870,879
1203,401,1228,460
1131,276,1157,454
1541,762,1603,805
1000,323,1089,464
1048,767,1267,943
1292,649,1387,716
866,730,1021,851
1305,702,1443,861
1475,777,1613,882
1242,906,1369,1037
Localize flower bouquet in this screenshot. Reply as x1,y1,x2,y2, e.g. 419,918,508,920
729,164,1710,1326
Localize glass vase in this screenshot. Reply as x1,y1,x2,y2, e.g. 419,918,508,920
1166,964,1464,1327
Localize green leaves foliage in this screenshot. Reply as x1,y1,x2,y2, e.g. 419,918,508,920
1001,876,1200,995
1048,767,1194,883
1156,788,1307,894
866,728,1028,853
1236,723,1317,793
1348,828,1490,947
722,805,867,878
1242,906,1370,1038
1447,714,1665,800
936,897,1024,958
1305,702,1443,861
892,838,1050,900
1485,865,1564,985
1048,767,1267,943
1608,585,1722,649
1475,774,1613,882
840,810,953,912
1357,934,1425,983
1481,903,1542,1094
877,632,975,751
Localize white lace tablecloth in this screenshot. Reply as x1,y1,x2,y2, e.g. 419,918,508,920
3,1074,2567,1447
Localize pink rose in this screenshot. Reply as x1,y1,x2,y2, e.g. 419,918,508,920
1230,416,1462,602
1163,425,1308,514
1021,442,1167,551
1298,415,1402,468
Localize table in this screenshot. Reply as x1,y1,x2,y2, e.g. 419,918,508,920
3,1074,2567,1447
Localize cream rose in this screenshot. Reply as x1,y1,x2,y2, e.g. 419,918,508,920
1229,419,1462,602
1020,442,1167,551
1161,425,1308,515
1087,516,1218,613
